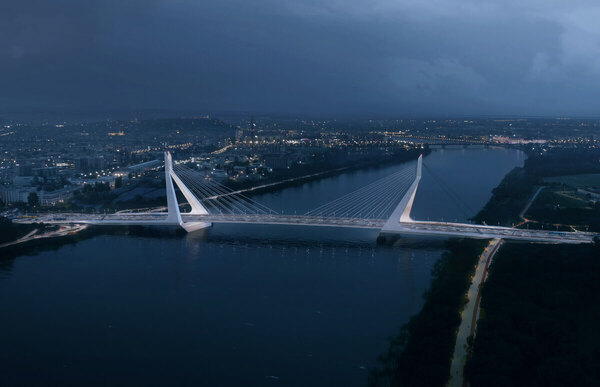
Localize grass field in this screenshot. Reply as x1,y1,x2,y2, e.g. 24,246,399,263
524,187,599,228
527,188,589,211
543,173,600,188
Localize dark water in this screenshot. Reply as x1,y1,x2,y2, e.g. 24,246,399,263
0,147,524,386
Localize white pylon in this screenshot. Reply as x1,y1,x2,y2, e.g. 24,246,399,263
381,154,422,232
164,151,211,232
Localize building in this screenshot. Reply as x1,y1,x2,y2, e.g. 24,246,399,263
0,186,74,205
39,188,74,205
76,156,105,172
18,164,33,176
264,154,289,170
0,187,34,204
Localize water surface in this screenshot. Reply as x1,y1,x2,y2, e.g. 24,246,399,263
0,147,524,386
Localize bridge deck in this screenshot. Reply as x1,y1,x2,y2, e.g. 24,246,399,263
388,220,596,244
21,213,386,229
14,213,599,243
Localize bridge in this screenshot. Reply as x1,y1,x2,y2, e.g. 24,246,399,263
20,152,599,244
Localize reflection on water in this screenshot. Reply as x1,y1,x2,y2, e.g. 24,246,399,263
0,148,523,386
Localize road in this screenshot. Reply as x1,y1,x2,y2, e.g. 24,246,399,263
0,224,88,249
519,186,544,220
448,184,548,386
448,238,503,387
14,212,599,243
392,220,594,243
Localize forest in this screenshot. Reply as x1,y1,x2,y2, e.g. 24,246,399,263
465,242,600,386
473,167,535,226
370,238,488,387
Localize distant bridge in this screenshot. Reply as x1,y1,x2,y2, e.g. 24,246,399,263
21,152,599,244
393,135,494,147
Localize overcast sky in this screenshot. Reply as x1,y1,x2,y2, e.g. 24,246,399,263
2,0,600,117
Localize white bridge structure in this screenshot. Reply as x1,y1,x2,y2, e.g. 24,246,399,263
25,152,599,244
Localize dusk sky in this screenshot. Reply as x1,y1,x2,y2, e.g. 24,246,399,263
3,0,600,117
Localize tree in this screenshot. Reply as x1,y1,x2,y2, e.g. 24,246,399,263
27,192,39,207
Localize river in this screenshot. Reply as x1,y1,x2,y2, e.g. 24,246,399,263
0,147,524,386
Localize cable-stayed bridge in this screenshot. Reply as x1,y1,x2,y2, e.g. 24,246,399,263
23,152,599,244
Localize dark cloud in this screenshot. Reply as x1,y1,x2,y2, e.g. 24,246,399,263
1,0,600,116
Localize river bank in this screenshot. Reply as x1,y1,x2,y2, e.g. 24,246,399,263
0,224,97,260
0,224,88,250
369,238,488,387
224,148,429,197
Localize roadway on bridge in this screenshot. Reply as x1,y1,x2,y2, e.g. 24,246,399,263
17,212,599,243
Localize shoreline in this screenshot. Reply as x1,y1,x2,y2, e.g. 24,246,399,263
0,224,88,250
369,238,488,387
224,148,429,198
0,225,99,260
